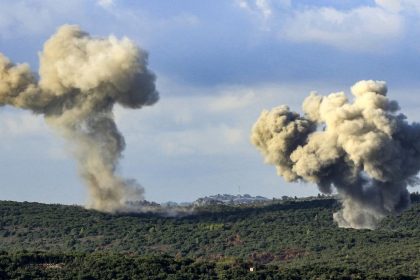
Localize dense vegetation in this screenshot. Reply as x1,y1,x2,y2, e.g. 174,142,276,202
0,194,419,279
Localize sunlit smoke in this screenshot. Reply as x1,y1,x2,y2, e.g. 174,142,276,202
251,80,420,229
0,25,158,212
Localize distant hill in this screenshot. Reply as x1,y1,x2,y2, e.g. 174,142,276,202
161,193,271,207
124,193,273,214
0,193,419,279
192,193,270,206
125,193,313,212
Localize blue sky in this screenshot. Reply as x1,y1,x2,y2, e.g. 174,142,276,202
1,0,420,204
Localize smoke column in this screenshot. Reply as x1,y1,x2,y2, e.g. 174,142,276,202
0,25,158,212
251,81,420,229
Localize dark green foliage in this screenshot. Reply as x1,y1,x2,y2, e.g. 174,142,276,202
0,194,419,279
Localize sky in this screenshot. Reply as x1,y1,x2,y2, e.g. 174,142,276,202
1,0,420,204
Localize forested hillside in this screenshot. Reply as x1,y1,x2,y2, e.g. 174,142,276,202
0,194,419,279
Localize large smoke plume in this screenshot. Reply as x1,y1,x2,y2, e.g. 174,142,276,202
251,80,420,229
0,25,158,212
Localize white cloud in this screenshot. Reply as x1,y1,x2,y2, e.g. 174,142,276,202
115,97,251,157
208,90,256,112
256,0,273,19
156,125,247,157
235,0,410,52
0,110,47,137
236,0,290,15
396,0,420,13
223,126,244,144
97,0,114,9
375,0,401,12
236,0,250,10
0,108,70,161
0,0,84,39
235,0,277,29
281,5,402,52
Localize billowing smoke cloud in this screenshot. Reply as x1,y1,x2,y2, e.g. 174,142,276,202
251,80,420,229
0,25,158,212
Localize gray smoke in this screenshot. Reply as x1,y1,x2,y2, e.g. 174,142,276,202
0,25,158,212
251,80,420,229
